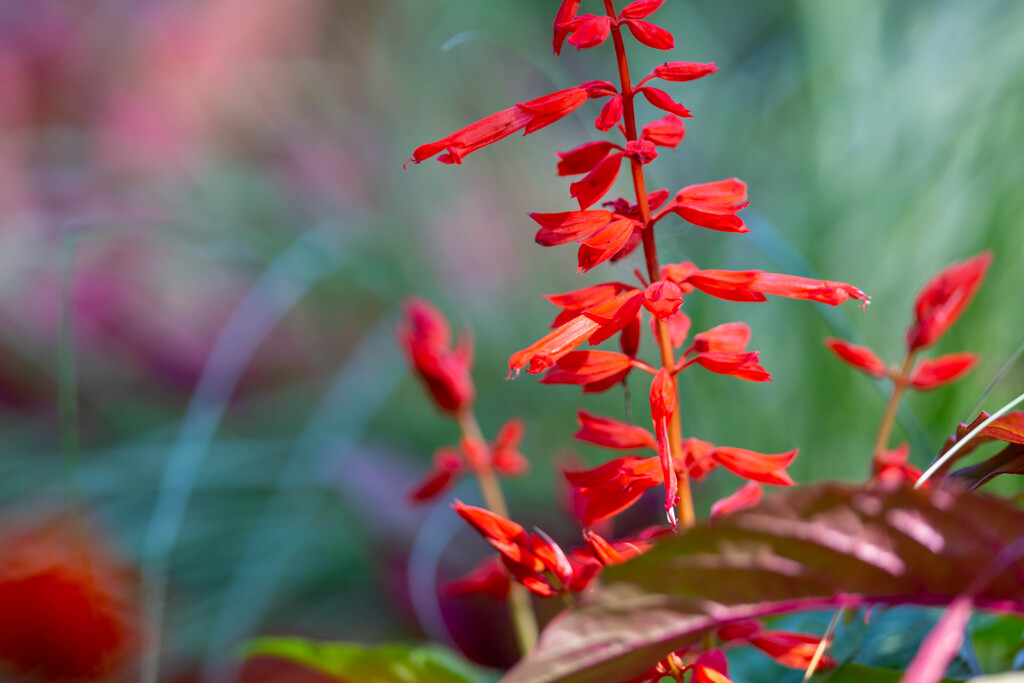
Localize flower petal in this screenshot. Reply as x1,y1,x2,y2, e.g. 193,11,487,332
824,338,888,378
909,352,978,391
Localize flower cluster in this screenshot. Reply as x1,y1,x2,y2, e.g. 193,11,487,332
825,252,990,483
403,0,870,676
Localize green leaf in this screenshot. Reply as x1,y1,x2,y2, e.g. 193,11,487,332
972,615,1024,674
240,638,496,683
502,484,1024,683
818,663,957,682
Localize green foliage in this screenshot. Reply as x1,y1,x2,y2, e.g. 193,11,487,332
240,638,497,683
818,663,956,682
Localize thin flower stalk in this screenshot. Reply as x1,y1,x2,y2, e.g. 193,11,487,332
603,0,693,528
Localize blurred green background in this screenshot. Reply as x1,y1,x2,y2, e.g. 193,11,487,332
0,0,1021,679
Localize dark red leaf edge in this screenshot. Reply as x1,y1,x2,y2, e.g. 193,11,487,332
502,483,1024,683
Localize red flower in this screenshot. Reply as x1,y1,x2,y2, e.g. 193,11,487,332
490,418,530,476
749,631,836,670
668,265,869,308
570,153,625,209
687,322,751,354
574,409,657,450
824,337,888,378
650,368,680,518
543,281,636,325
444,557,511,600
906,252,991,350
508,289,642,375
872,443,923,486
668,178,749,233
397,298,474,413
712,447,796,485
641,114,685,148
909,352,978,391
691,351,772,382
407,447,463,503
643,280,684,320
710,481,763,518
621,18,674,50
407,87,590,165
639,61,718,86
565,15,613,50
530,209,615,246
552,0,582,55
563,456,663,526
0,521,136,681
452,502,572,598
540,350,637,392
638,86,691,117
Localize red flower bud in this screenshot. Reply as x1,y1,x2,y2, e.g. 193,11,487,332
824,338,888,378
909,352,978,391
397,298,474,413
641,114,686,147
906,252,991,350
643,280,683,320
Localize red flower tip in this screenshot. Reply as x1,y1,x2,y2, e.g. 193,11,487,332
444,557,511,600
408,87,589,165
649,61,718,84
621,18,675,50
824,337,888,378
713,447,797,485
906,251,991,350
398,298,474,413
643,280,683,320
620,0,664,20
581,529,653,566
689,322,751,354
641,114,685,148
750,272,870,308
750,631,837,671
577,218,636,272
570,153,625,209
909,352,978,391
872,443,923,486
595,95,625,131
556,140,620,176
639,86,691,117
565,15,613,50
668,178,749,232
649,368,677,423
552,0,582,55
407,447,464,504
575,409,658,451
710,481,763,518
540,350,635,392
692,649,734,683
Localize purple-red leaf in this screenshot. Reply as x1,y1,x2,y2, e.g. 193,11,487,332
502,483,1024,683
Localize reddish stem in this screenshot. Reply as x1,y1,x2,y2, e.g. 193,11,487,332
603,0,694,530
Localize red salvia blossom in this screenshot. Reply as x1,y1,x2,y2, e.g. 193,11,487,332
909,352,978,390
397,298,474,413
906,252,991,350
710,481,763,518
552,0,581,55
406,87,590,166
444,557,511,601
574,409,657,450
872,443,923,486
824,337,888,378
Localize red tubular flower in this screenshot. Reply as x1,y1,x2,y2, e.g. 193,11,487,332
508,289,643,375
565,15,613,50
552,0,581,55
751,273,870,308
713,447,796,485
691,650,734,683
824,337,888,378
531,209,614,246
0,522,137,681
444,557,511,600
638,86,692,117
407,447,463,503
688,322,751,354
681,437,718,479
579,528,661,566
643,280,683,320
452,502,570,597
909,352,978,391
872,443,923,486
906,252,991,350
749,631,836,670
650,368,680,519
639,61,718,86
710,481,763,518
621,18,675,50
563,456,663,525
620,0,664,20
669,178,749,233
574,409,658,450
570,153,625,209
692,351,771,382
577,218,638,272
540,350,636,392
595,95,624,131
544,281,636,325
491,418,530,476
556,140,621,176
407,87,589,165
397,298,474,413
641,114,685,148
